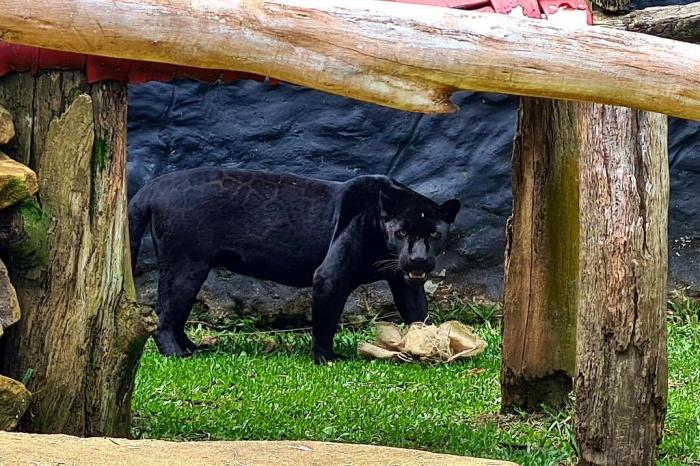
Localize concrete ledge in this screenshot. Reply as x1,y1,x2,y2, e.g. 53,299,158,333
0,432,518,465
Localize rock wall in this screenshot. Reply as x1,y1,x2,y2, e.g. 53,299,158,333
0,103,35,430
127,0,700,324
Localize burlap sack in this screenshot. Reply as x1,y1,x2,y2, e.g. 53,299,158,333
358,321,487,363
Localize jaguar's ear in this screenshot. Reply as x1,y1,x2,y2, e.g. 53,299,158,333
379,190,399,219
439,199,461,224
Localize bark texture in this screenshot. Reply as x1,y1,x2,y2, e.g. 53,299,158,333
0,1,699,119
594,2,700,43
501,98,578,412
0,72,156,437
575,105,668,466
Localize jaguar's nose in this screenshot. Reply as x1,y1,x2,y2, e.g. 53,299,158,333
408,256,433,274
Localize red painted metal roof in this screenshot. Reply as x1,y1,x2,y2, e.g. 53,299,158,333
0,0,592,84
0,43,269,84
386,0,591,20
385,0,492,7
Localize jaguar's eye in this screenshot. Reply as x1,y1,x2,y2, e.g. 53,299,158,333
430,231,441,240
395,229,407,239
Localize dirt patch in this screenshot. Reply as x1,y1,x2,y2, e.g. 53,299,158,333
0,432,517,465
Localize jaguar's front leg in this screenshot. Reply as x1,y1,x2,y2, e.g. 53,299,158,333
311,270,354,363
311,222,364,364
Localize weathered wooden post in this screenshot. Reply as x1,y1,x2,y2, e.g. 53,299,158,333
572,1,669,463
503,89,669,466
574,105,668,466
0,71,156,436
501,98,578,411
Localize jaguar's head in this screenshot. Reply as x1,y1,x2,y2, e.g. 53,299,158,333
378,189,461,286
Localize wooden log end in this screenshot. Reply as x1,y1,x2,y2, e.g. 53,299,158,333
0,375,31,431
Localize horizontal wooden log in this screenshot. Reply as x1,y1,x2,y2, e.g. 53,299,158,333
0,1,699,120
595,2,700,44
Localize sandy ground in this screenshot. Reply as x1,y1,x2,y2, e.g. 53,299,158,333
0,432,517,465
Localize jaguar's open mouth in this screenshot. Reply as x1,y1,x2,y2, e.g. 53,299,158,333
404,271,428,284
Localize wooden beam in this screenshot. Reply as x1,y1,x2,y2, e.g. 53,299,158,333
595,2,700,44
0,0,699,120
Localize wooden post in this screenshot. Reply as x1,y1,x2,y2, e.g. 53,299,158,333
0,72,156,436
575,105,668,465
574,0,668,460
501,98,578,412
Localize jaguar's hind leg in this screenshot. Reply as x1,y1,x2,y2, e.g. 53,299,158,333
154,260,210,357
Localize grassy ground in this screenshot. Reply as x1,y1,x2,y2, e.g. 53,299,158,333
132,299,700,465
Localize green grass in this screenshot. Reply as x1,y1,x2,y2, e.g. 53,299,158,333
660,296,700,466
132,299,700,465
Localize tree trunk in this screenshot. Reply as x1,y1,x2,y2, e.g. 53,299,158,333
501,98,578,412
575,104,668,465
1,1,700,120
0,72,156,437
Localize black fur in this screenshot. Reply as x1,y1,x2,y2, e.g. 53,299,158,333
129,168,461,362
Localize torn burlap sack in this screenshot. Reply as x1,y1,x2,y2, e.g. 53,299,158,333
358,321,487,363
